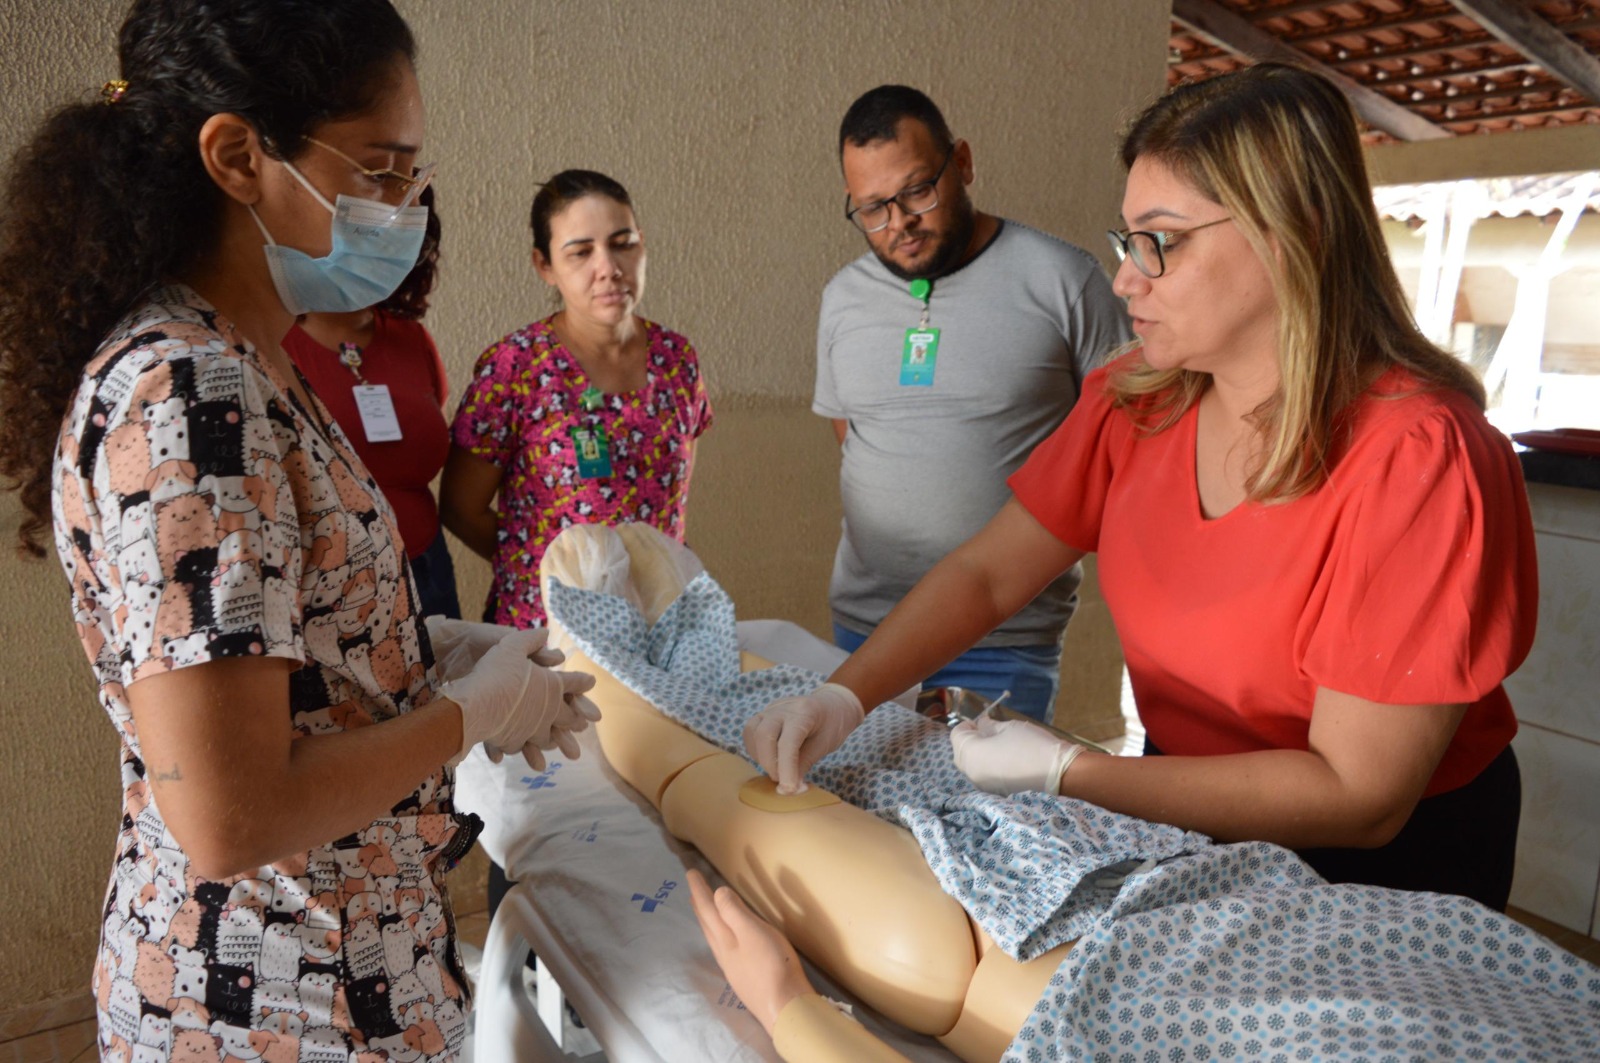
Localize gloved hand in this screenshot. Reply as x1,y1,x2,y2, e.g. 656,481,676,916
742,683,864,795
440,629,597,769
425,616,564,682
949,715,1087,795
488,670,602,764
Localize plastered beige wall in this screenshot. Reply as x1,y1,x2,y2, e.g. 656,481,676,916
0,0,1170,1012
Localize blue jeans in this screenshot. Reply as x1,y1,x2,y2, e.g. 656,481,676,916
832,623,1061,722
409,528,462,620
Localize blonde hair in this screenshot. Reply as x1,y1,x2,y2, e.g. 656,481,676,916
1110,63,1485,502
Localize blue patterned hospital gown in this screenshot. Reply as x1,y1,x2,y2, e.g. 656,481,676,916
548,574,1600,1062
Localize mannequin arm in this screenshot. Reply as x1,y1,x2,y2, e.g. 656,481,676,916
688,869,909,1063
774,995,911,1063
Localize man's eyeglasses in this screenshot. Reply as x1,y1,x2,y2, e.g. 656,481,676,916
845,148,954,234
303,136,436,211
1106,217,1232,278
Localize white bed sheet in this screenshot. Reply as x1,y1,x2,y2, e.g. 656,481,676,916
455,620,957,1063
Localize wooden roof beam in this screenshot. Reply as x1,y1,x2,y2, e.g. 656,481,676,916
1450,0,1600,103
1171,0,1452,140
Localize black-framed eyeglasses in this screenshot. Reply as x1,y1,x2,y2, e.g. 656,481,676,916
845,148,955,234
1106,217,1232,278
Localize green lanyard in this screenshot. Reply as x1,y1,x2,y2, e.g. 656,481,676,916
900,277,938,387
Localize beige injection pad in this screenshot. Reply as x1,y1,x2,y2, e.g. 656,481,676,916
738,776,843,812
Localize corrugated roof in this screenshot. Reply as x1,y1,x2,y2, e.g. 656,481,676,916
1371,170,1600,218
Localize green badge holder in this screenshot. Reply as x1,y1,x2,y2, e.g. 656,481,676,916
571,426,613,479
901,278,938,387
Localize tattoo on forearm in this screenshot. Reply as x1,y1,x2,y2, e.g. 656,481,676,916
154,763,183,783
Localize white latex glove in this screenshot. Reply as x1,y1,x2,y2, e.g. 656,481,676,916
425,616,564,682
489,670,602,764
949,716,1087,795
742,683,864,795
440,629,594,769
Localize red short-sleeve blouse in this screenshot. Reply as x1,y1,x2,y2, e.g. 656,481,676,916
284,312,450,559
1009,357,1538,797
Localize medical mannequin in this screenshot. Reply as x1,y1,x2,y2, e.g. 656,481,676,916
540,523,1067,1061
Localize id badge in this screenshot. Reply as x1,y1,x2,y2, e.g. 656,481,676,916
352,384,403,442
900,327,939,387
571,426,613,479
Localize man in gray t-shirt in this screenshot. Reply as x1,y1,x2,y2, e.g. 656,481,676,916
814,85,1130,720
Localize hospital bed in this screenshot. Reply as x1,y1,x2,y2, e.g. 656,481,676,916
458,618,965,1063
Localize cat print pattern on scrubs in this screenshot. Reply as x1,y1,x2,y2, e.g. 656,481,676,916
53,286,473,1061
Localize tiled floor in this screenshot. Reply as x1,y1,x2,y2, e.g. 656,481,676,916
455,908,492,956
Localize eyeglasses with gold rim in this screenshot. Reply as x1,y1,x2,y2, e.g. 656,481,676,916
302,136,437,211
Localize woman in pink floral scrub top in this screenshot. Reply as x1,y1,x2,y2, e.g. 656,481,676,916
442,170,713,627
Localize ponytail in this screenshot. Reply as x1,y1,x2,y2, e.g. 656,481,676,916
0,0,416,557
0,92,217,556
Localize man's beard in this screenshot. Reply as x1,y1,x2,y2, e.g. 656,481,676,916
873,188,978,282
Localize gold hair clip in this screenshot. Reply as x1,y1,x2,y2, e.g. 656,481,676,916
101,80,129,104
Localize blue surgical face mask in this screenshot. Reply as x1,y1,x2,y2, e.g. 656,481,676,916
248,158,428,316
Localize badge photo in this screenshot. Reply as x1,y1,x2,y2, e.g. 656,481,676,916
571,425,613,479
900,327,940,387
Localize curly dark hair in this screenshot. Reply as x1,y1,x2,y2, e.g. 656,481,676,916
376,183,441,321
0,0,416,556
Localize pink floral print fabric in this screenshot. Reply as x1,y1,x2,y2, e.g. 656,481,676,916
450,316,712,626
52,286,473,1061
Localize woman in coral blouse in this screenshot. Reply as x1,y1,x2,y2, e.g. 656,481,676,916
441,169,712,628
744,63,1537,912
